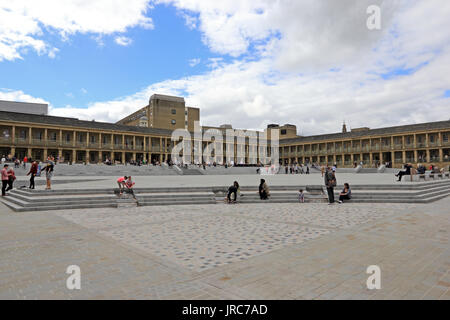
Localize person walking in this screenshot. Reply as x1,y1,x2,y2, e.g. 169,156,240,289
23,156,28,169
259,179,270,200
324,167,337,204
27,161,38,189
6,166,16,192
2,164,9,196
338,183,352,204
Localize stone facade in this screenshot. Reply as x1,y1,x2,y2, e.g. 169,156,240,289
0,94,449,168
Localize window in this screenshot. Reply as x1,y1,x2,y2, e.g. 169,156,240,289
443,133,449,142
171,119,176,125
51,132,57,141
281,129,287,135
185,121,188,126
185,111,188,115
171,109,176,114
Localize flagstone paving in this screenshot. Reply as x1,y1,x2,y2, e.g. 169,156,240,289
0,198,449,299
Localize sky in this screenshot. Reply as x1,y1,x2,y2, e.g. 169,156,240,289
0,0,449,135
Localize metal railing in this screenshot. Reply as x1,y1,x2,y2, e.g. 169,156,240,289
15,138,29,145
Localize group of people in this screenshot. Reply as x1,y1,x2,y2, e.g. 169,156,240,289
283,164,310,175
225,179,270,203
395,163,448,181
324,166,352,204
0,157,55,196
225,173,352,205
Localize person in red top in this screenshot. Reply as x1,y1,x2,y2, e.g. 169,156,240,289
27,161,38,189
23,156,28,169
117,176,128,195
6,166,16,192
1,164,9,196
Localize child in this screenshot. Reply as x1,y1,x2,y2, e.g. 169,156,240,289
125,176,137,201
298,189,305,203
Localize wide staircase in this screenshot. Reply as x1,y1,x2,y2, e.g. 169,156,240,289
2,180,450,212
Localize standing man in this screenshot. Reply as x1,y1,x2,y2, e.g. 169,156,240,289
23,155,28,169
1,164,9,196
324,167,337,205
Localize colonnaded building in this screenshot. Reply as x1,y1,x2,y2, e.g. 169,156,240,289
0,94,449,168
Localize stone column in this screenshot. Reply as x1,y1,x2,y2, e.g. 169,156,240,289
122,152,126,164
73,131,77,148
10,147,16,158
426,149,430,163
28,127,32,144
86,150,90,164
439,148,443,163
11,125,16,146
43,148,48,161
402,151,406,163
414,150,418,163
72,150,76,164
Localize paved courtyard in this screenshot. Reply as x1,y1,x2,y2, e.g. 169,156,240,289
0,198,449,299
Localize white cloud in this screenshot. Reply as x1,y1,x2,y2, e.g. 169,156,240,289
114,36,133,46
2,0,450,136
189,58,200,67
0,0,153,61
0,89,49,105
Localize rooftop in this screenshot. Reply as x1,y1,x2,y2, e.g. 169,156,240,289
0,110,172,136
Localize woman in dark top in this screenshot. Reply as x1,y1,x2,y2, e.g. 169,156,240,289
259,179,269,200
338,183,351,203
27,161,38,189
227,181,239,203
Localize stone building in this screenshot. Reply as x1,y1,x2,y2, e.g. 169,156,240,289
0,95,449,168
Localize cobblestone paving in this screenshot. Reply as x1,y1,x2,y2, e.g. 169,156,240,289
56,203,407,272
1,199,449,299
